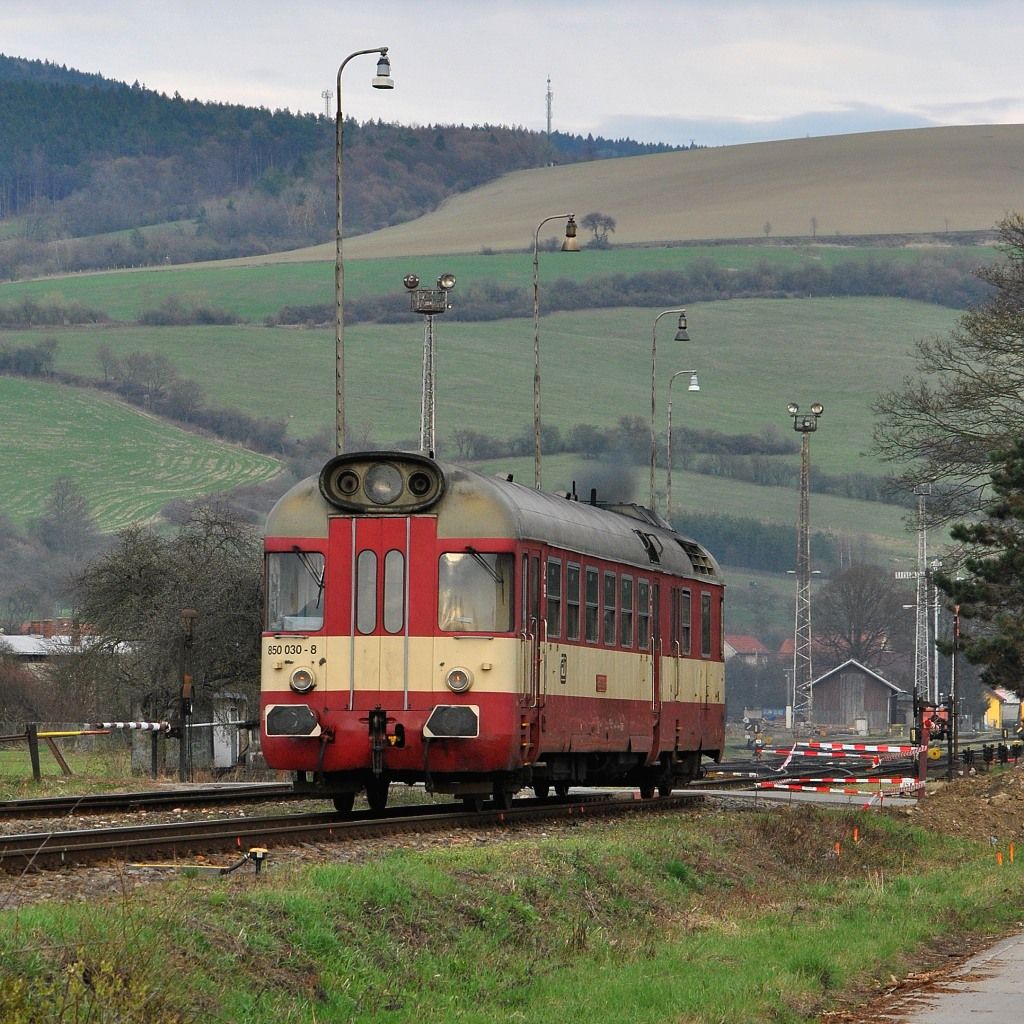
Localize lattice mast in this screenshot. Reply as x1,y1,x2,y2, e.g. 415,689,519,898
788,403,824,726
913,484,932,702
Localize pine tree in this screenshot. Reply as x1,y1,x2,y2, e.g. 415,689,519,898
936,437,1024,693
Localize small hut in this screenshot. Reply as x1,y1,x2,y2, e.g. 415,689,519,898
810,659,906,734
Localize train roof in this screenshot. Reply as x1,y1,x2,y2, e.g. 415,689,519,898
266,453,723,585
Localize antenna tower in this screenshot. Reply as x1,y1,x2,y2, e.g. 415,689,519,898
546,76,553,139
321,89,333,118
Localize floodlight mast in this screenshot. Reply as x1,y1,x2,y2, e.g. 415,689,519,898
788,401,823,727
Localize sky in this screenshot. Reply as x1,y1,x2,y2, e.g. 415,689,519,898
5,0,1024,147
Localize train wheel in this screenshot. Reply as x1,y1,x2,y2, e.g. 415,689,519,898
332,791,356,814
639,783,655,799
554,782,570,798
533,782,551,800
658,779,673,797
460,795,485,812
365,777,389,813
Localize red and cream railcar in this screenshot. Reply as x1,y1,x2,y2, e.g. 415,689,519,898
261,450,725,811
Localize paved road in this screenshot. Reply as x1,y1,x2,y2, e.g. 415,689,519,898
877,932,1024,1021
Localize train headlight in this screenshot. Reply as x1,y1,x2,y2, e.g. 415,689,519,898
289,667,317,693
445,667,473,693
364,464,403,505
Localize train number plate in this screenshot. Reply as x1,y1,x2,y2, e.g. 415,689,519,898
265,640,319,657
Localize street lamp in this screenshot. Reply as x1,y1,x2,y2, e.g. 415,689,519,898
335,47,394,456
532,213,579,489
403,272,457,455
650,309,690,510
787,400,824,727
666,368,700,522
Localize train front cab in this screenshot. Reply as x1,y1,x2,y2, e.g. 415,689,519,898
262,524,526,810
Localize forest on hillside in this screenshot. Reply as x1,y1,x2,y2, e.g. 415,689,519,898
0,55,687,280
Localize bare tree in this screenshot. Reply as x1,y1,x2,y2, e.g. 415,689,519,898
580,211,616,247
814,564,910,670
73,504,262,717
872,212,1020,523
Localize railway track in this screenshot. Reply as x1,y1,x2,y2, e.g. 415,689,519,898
0,791,709,873
0,783,303,820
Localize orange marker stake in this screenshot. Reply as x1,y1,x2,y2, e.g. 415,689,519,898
834,841,841,858
853,826,860,844
1010,842,1016,864
997,851,1004,867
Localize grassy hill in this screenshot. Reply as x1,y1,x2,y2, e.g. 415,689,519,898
249,124,1024,259
0,122,1007,569
0,377,280,531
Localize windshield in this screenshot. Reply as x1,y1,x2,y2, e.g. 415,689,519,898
438,552,513,632
266,551,325,632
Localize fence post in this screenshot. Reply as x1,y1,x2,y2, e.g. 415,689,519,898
151,730,159,779
26,722,41,782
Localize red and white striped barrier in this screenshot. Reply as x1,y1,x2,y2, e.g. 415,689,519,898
797,741,921,755
756,779,924,795
773,776,920,786
772,741,921,772
767,748,895,759
90,720,172,733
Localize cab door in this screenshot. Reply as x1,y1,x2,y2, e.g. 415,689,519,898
519,548,543,708
333,516,435,712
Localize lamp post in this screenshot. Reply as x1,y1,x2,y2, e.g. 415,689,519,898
532,214,578,489
402,272,456,455
335,47,394,456
787,401,824,727
650,309,689,510
666,369,700,522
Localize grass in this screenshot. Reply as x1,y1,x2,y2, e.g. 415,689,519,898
0,376,282,530
1,806,1021,1022
0,746,139,798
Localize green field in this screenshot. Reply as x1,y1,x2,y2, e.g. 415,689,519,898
0,242,982,320
0,240,965,542
2,296,957,475
0,377,281,530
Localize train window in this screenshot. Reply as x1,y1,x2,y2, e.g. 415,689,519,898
546,558,562,639
566,563,581,641
356,550,377,634
585,568,599,643
620,576,634,647
676,588,692,655
530,555,541,628
265,551,325,632
638,579,650,650
383,549,405,634
701,592,713,657
438,552,514,632
603,572,617,646
521,554,529,630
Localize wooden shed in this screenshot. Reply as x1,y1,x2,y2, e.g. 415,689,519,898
809,659,906,734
